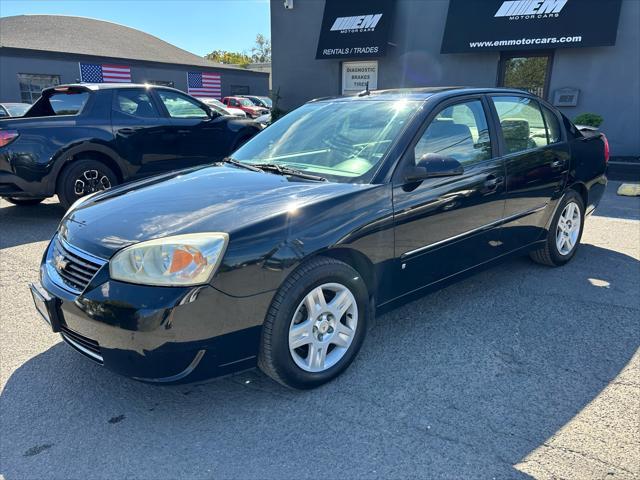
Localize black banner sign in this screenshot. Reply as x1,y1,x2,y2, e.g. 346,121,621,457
441,0,622,53
316,0,395,60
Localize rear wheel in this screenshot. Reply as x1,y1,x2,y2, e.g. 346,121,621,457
4,197,45,206
530,190,585,267
56,159,118,210
258,257,369,389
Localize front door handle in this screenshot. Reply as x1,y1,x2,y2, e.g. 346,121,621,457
484,175,504,189
551,159,565,169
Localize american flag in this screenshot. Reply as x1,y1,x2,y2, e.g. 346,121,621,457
187,72,222,98
79,63,132,83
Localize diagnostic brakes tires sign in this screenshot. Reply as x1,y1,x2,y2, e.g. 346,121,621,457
441,0,622,53
316,0,395,60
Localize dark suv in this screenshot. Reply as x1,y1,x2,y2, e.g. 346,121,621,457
0,84,261,208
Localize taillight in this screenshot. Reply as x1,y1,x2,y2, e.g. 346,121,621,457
602,134,610,164
0,130,19,147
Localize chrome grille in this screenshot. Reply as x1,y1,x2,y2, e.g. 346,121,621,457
50,236,106,293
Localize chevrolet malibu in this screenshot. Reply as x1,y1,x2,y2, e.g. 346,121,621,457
30,88,608,389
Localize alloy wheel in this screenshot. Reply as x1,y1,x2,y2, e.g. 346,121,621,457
288,282,358,373
556,201,581,255
74,169,112,197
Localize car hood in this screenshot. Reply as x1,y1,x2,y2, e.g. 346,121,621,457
60,164,372,258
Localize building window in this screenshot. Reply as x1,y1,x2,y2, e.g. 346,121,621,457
497,52,553,99
18,74,61,103
230,85,250,95
145,80,175,87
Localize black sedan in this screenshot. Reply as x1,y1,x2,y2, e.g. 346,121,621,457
30,87,608,389
0,84,261,208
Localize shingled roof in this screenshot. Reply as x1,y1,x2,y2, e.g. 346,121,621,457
0,15,258,72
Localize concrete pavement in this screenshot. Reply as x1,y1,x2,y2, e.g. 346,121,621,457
1,183,638,479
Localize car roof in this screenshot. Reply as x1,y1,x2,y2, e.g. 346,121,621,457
42,83,184,93
308,86,535,103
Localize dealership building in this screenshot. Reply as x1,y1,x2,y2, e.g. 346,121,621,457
271,0,639,157
0,15,269,103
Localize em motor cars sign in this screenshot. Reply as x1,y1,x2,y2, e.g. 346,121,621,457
342,61,378,95
316,0,395,60
441,0,622,53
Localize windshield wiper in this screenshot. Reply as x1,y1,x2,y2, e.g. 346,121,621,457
251,163,327,182
220,157,262,172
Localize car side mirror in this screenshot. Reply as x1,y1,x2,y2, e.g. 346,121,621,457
404,153,464,182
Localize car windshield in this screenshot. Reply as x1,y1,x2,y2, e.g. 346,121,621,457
258,97,272,107
239,98,255,107
5,104,30,116
232,99,420,183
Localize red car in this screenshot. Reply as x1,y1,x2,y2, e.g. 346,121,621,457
222,96,269,118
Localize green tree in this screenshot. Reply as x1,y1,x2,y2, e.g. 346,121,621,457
250,34,271,63
204,34,271,66
204,50,251,67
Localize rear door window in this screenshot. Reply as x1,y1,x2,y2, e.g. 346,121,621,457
114,89,160,118
491,96,548,154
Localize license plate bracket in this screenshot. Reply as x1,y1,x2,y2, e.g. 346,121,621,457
30,282,62,332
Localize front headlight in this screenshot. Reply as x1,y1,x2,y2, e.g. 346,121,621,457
109,233,229,286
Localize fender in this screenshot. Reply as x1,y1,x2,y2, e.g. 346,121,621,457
47,140,131,194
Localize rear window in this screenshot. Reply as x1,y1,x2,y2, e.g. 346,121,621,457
542,106,561,144
25,90,90,117
48,92,89,115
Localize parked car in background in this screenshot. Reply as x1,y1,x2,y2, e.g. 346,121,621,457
222,96,269,118
254,112,272,128
30,87,608,389
197,97,247,118
0,84,261,208
0,102,31,118
241,95,272,109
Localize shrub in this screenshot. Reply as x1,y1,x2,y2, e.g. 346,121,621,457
573,113,604,128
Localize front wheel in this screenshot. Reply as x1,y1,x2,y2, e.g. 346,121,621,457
530,190,585,267
56,159,118,210
258,257,369,389
4,197,45,206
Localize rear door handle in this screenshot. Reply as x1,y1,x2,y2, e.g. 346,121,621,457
118,127,136,135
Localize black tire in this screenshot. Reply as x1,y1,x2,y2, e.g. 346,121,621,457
4,197,45,206
529,190,585,267
56,159,118,210
258,257,370,389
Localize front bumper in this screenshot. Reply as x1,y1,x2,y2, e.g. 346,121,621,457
37,239,274,383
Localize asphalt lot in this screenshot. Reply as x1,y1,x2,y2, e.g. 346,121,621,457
1,183,638,479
